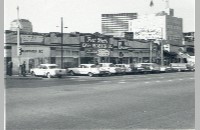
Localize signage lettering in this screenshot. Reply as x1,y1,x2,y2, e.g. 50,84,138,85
134,28,162,40
81,43,113,49
97,38,109,43
85,36,96,43
21,35,44,43
97,49,110,57
85,36,109,44
21,49,44,53
81,43,92,48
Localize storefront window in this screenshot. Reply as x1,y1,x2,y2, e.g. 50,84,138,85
72,51,79,56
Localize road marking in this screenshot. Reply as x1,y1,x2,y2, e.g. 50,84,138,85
120,80,125,82
159,77,164,78
179,79,183,80
190,78,194,79
168,80,173,82
145,82,150,84
118,82,126,83
102,81,110,83
78,80,87,81
156,81,160,82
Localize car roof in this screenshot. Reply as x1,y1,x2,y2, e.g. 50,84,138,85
115,64,127,65
135,63,155,65
99,63,113,64
80,64,95,66
40,64,58,66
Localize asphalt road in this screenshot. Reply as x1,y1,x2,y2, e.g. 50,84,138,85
5,72,195,129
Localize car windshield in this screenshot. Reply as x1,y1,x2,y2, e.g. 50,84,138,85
91,65,99,68
109,64,115,67
49,66,59,69
141,64,150,67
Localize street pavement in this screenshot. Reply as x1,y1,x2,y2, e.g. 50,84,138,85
5,72,195,129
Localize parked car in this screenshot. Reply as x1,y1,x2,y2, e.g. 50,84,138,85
98,63,123,75
132,63,160,74
67,64,109,77
115,64,132,74
169,63,190,72
186,63,195,71
159,65,175,73
30,64,67,78
130,63,146,74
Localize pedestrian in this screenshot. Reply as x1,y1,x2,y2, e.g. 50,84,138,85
21,61,26,77
95,60,99,65
7,61,13,76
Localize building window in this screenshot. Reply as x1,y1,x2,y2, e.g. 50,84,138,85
72,51,79,56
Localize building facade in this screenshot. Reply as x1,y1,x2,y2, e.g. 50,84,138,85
101,13,137,37
4,30,157,75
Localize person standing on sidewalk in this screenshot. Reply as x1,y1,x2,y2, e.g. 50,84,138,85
21,61,26,77
7,61,13,76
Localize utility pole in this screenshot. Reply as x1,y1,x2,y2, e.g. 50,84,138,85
17,6,21,75
149,41,153,63
160,27,164,66
160,40,164,65
61,17,64,69
78,34,81,66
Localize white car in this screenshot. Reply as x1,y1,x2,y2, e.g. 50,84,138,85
98,63,123,75
115,64,132,74
67,64,109,77
30,64,67,78
169,63,189,72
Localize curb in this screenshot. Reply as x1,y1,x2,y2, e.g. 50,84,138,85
4,75,43,80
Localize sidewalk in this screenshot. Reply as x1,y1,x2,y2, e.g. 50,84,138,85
4,74,43,80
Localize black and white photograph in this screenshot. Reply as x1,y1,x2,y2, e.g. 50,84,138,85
4,0,195,129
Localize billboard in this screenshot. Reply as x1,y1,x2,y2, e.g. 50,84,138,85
5,32,44,43
133,28,162,40
21,35,44,43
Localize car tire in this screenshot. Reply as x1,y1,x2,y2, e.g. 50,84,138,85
46,73,51,78
88,72,94,77
69,71,75,76
108,72,112,76
58,75,62,78
31,71,36,76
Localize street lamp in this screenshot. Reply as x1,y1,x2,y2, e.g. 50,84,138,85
57,17,68,69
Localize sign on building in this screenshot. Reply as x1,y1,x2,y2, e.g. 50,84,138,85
81,35,113,49
21,35,44,43
118,41,129,49
133,28,162,40
163,44,170,52
96,49,110,57
85,35,109,44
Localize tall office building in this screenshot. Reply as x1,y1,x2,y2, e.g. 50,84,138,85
101,13,137,37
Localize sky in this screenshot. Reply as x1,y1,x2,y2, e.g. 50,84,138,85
4,0,195,33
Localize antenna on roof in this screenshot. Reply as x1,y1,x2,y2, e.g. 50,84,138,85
164,0,169,9
17,6,20,20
